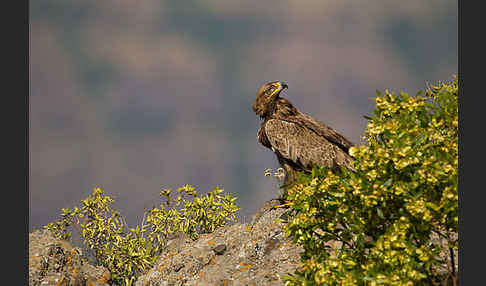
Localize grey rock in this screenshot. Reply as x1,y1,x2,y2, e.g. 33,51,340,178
173,263,185,272
135,201,304,286
213,244,227,255
29,229,110,286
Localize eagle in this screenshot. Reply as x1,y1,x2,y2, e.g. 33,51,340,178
253,81,355,186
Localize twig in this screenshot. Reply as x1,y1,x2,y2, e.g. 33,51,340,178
450,247,457,286
313,229,356,251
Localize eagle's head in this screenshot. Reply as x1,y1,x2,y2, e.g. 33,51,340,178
253,81,288,117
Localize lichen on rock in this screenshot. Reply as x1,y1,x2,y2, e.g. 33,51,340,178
135,203,303,286
29,229,110,286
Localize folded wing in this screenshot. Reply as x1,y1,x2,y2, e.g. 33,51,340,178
264,119,354,172
287,113,354,154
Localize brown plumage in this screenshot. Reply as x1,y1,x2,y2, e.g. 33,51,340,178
253,81,355,185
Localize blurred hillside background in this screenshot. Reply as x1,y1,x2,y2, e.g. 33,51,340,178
29,0,457,231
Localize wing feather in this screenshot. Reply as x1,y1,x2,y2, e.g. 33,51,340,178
264,119,354,172
287,113,354,153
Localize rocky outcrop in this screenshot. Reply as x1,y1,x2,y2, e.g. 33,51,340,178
29,200,302,286
29,229,111,286
135,201,302,286
30,199,458,286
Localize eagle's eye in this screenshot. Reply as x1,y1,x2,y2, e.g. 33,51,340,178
265,86,276,95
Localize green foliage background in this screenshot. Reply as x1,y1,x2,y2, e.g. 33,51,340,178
283,77,458,285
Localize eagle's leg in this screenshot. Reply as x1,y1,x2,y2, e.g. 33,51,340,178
283,167,297,186
277,158,298,202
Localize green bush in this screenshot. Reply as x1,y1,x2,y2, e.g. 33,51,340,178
283,77,458,285
45,185,240,286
